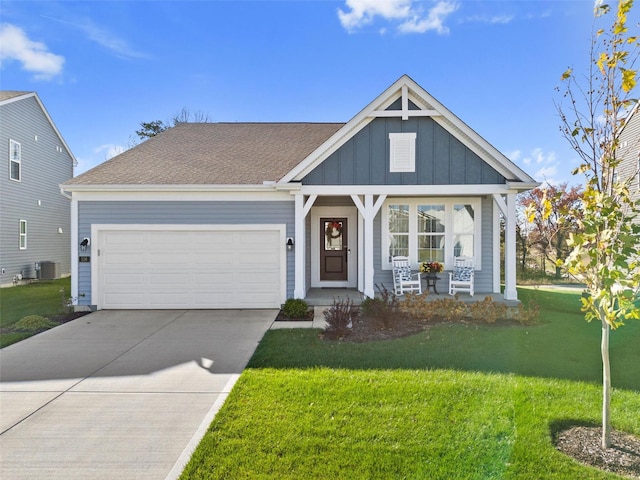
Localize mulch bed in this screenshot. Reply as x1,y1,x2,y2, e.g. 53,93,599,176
555,426,640,478
274,309,315,322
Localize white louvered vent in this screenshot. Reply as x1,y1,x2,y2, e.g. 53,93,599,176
389,132,416,173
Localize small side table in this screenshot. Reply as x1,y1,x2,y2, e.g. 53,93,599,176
422,275,440,294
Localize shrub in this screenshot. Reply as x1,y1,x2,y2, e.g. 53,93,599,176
282,298,309,319
468,296,508,324
12,315,57,332
514,300,540,325
399,293,439,322
430,297,469,322
361,284,402,329
323,297,358,339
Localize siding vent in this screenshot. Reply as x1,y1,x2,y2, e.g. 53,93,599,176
389,132,416,172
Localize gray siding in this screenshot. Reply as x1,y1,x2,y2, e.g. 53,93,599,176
303,116,505,186
77,200,294,305
0,96,73,285
619,110,640,207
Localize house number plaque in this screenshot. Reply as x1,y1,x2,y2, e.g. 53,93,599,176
79,256,91,263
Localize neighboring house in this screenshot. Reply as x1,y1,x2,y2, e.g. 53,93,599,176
61,75,538,310
0,91,75,287
618,101,640,211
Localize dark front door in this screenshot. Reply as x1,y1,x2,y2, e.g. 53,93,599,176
320,217,348,281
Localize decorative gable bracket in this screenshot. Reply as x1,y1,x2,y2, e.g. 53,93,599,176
369,85,440,120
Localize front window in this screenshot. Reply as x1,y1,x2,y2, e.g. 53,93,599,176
10,140,21,181
19,220,27,250
388,204,409,258
417,205,445,262
382,199,481,269
453,204,475,258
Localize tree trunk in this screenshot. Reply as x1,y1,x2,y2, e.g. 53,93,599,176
601,319,612,449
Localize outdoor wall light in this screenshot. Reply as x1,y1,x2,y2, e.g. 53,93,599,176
80,238,90,251
286,237,294,251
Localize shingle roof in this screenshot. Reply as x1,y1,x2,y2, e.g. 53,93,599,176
0,91,32,102
67,122,344,185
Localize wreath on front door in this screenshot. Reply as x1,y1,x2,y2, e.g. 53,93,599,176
325,221,342,240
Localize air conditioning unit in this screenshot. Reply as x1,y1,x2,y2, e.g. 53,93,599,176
39,261,58,280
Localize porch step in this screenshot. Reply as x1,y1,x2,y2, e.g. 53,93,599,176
304,288,363,306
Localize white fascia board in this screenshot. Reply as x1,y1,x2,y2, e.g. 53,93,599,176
66,185,293,202
506,181,541,191
61,183,279,192
299,184,518,196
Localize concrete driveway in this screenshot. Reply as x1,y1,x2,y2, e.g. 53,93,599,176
0,309,275,480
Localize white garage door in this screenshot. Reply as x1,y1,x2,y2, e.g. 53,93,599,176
95,227,285,309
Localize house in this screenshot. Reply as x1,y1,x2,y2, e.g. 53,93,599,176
1,91,75,287
61,75,539,310
618,101,640,212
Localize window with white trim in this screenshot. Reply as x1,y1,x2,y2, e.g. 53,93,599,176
382,198,481,269
388,204,410,258
417,204,445,262
19,220,27,250
9,140,21,181
453,204,475,258
389,132,416,172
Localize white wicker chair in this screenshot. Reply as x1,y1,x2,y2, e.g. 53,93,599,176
392,256,422,296
448,256,475,296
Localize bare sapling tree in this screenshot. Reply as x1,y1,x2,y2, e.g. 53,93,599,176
553,0,640,449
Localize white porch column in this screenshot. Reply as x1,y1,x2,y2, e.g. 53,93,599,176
504,193,518,301
70,196,79,305
294,194,305,298
294,193,317,299
364,195,375,298
351,194,386,299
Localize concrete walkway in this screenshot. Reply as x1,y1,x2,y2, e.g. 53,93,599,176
0,309,275,480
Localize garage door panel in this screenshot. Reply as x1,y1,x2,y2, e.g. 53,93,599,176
98,228,283,309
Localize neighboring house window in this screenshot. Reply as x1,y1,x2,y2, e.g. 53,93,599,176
382,198,481,269
19,220,27,250
9,140,21,181
389,132,416,172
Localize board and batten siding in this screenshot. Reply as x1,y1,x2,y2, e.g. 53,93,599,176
0,95,72,284
76,200,294,306
372,197,495,292
302,116,506,186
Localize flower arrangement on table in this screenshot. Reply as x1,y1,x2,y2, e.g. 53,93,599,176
420,261,444,274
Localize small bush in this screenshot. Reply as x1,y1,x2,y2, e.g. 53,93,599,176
431,297,469,322
514,300,540,325
323,297,358,339
12,315,57,332
468,296,508,324
399,292,444,322
282,298,309,319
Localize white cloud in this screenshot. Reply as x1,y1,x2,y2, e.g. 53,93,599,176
95,143,125,160
43,15,148,60
460,14,514,25
338,0,458,34
506,149,522,162
398,1,459,34
0,23,64,80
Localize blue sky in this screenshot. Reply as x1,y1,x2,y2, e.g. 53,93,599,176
1,0,635,184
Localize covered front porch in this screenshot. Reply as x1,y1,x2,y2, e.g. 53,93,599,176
290,187,522,303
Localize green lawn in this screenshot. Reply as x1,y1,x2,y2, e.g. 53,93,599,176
180,288,640,479
0,277,71,347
